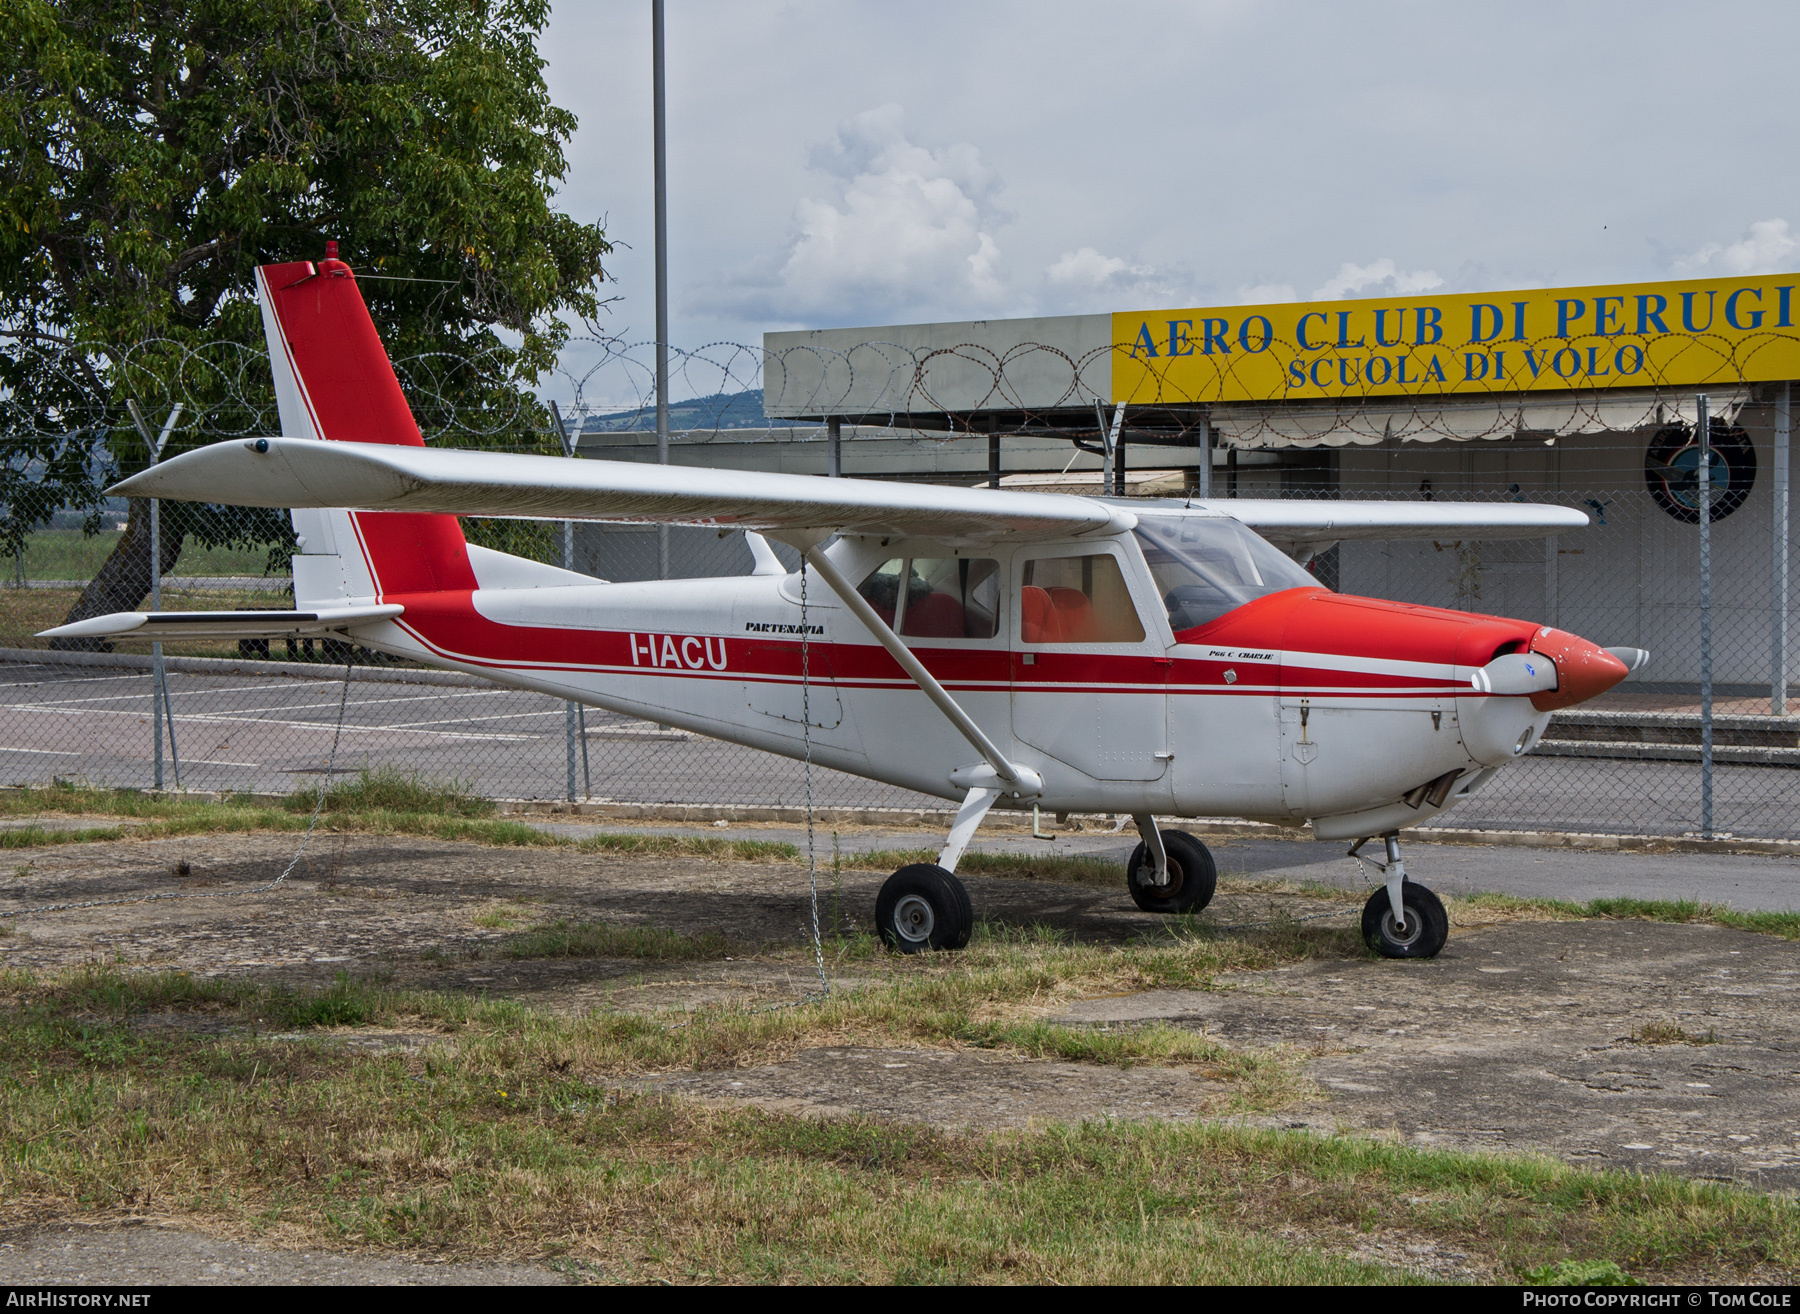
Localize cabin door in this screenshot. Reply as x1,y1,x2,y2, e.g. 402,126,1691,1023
1009,543,1170,782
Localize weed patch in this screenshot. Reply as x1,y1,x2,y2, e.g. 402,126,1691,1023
1630,1021,1718,1046
1455,890,1800,940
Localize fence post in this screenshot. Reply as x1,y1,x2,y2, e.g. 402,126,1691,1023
550,400,581,803
830,417,844,479
1195,416,1213,499
129,401,183,790
1697,394,1713,838
1775,382,1791,716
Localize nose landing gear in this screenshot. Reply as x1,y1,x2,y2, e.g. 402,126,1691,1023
1350,832,1449,958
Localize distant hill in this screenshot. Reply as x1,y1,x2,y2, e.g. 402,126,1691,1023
579,388,803,432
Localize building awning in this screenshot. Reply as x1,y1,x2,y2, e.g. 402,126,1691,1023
1206,387,1750,449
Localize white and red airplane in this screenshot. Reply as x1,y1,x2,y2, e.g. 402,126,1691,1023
49,255,1648,959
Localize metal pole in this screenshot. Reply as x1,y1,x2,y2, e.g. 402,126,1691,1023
987,430,999,489
652,0,670,581
1195,417,1213,499
578,705,592,800
1697,394,1713,838
828,417,842,478
130,401,182,790
1774,382,1791,715
551,400,579,803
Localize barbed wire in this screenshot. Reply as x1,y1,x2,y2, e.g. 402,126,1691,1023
0,330,1770,494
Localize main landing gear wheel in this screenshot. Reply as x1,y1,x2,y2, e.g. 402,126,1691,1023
876,863,974,953
1361,882,1448,959
1126,829,1217,914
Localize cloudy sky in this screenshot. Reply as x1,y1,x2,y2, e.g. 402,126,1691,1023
538,0,1799,399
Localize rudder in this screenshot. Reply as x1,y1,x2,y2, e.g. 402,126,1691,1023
255,254,475,604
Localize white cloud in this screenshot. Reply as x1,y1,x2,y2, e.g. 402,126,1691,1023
1673,218,1799,277
1233,282,1298,304
733,105,1009,322
1046,246,1132,287
1040,245,1176,311
1312,259,1443,300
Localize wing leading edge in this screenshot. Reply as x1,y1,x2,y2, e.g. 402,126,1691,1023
1202,498,1588,544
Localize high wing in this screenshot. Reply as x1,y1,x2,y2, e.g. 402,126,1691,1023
110,438,1133,541
111,437,1588,543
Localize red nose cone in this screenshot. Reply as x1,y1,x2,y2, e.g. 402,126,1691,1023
1529,628,1630,710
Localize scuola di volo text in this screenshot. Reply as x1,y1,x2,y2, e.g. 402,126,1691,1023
1127,286,1797,391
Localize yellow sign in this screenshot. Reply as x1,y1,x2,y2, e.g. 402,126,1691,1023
1111,273,1800,405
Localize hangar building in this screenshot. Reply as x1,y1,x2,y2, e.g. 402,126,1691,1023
580,273,1795,712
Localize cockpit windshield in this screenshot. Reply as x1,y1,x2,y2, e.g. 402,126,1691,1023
1133,514,1323,635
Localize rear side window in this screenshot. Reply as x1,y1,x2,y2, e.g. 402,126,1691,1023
857,557,1000,639
1020,554,1145,644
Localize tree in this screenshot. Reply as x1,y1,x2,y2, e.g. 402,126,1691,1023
0,0,610,634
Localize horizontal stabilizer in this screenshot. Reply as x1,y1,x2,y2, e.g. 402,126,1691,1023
40,604,404,641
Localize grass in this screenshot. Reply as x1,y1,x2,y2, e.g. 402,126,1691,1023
0,961,1792,1283
1630,1020,1719,1046
1,799,1797,1280
0,775,801,864
842,845,1129,888
4,528,276,580
1454,891,1800,940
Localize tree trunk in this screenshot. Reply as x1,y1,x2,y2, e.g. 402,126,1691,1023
51,498,186,650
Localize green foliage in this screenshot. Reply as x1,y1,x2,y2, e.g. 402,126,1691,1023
1523,1258,1641,1286
0,0,609,554
291,767,495,818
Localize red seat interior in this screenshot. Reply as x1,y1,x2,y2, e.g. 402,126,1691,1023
1021,585,1058,643
1048,587,1097,641
902,590,965,638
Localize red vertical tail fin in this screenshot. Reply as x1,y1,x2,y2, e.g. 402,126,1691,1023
255,257,475,600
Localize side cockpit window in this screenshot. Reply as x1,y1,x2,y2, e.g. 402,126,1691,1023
1134,514,1322,634
857,557,1001,639
1019,554,1146,644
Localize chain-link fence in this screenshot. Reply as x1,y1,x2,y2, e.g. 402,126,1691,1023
0,347,1791,840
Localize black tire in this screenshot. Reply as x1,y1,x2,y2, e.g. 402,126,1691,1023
1361,882,1449,958
876,863,973,953
1127,829,1217,914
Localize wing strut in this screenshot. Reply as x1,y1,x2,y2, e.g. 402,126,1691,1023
797,543,1042,803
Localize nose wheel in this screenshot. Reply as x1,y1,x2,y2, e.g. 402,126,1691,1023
1350,832,1448,958
1360,882,1448,957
